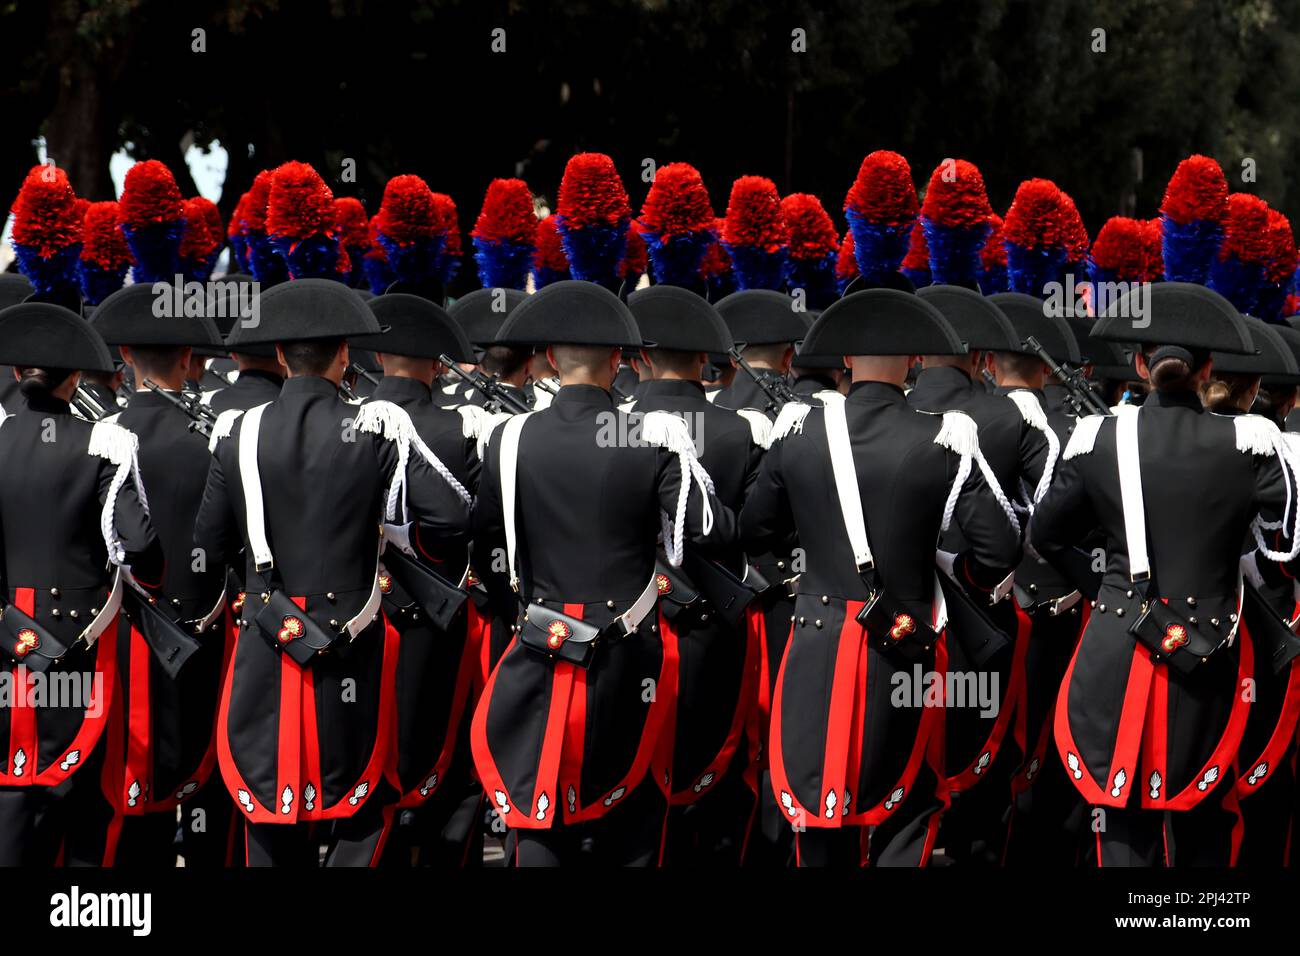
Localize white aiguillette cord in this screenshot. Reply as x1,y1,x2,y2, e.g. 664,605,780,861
237,401,381,640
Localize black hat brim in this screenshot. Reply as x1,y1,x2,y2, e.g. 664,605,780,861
494,280,641,348
1092,282,1254,355
352,293,476,363
0,302,116,373
628,286,732,354
227,278,381,346
90,283,224,348
801,289,965,357
917,285,1021,353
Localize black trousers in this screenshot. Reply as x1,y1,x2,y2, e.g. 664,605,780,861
1004,754,1088,866
0,747,116,867
511,779,666,867
180,775,241,867
1092,774,1241,867
381,778,485,868
245,793,396,867
662,758,755,867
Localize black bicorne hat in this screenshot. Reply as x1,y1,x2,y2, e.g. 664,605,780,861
0,273,34,312
988,292,1081,363
1214,316,1299,380
448,288,527,347
841,272,917,296
792,311,847,369
90,283,223,349
627,285,731,353
1065,315,1135,381
494,280,641,348
0,302,116,373
801,288,965,358
916,284,1020,353
1091,281,1253,355
1268,322,1300,387
353,293,475,363
714,289,810,347
203,273,278,358
226,277,381,346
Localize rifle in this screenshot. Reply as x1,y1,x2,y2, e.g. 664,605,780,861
728,346,796,414
981,368,998,389
142,379,215,436
438,354,531,415
1024,335,1111,418
73,386,110,421
350,363,382,388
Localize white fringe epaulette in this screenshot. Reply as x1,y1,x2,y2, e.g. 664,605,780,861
1005,389,1048,432
1005,390,1060,505
932,410,979,456
476,410,514,459
1235,413,1282,455
705,389,720,404
88,420,148,565
353,400,473,520
640,410,716,567
207,408,245,453
768,401,813,447
735,408,772,449
456,403,488,440
1063,414,1107,460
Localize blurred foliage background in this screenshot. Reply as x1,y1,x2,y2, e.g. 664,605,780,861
4,0,1299,238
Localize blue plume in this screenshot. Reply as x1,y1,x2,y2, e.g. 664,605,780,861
644,229,714,289
555,219,628,286
473,237,534,290
1160,215,1222,283
12,242,81,298
923,218,991,287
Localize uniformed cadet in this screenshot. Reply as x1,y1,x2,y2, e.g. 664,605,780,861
89,283,235,867
200,274,286,416
195,279,473,866
623,285,768,865
741,289,1022,867
348,293,488,866
711,290,804,418
446,288,532,411
1031,282,1300,866
469,280,734,867
0,302,162,865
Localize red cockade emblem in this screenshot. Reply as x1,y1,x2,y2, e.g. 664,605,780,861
547,620,571,649
278,615,305,644
1162,623,1188,654
890,614,915,642
13,628,39,657
232,592,246,613
378,572,393,594
655,573,672,595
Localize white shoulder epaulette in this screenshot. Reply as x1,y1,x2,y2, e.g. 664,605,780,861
813,389,845,406
640,410,697,456
769,401,813,445
352,399,414,441
208,408,245,453
704,389,720,404
101,411,122,426
1004,389,1049,432
199,389,219,406
88,420,147,564
932,410,979,456
1234,413,1282,455
618,399,637,414
455,403,488,440
88,419,138,468
1062,414,1107,459
477,410,513,453
735,408,772,449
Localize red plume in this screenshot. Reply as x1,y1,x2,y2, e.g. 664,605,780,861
844,150,918,225
1089,217,1149,280
1142,219,1164,282
1264,209,1297,284
835,231,858,284
1002,179,1067,250
556,153,630,229
533,215,570,271
901,220,930,271
639,163,715,239
1218,193,1271,265
620,224,647,278
365,215,388,262
376,174,438,245
244,170,275,231
1160,154,1228,226
79,200,132,270
119,160,184,228
431,192,460,249
722,176,786,252
229,192,252,238
1057,192,1089,262
472,178,537,245
780,193,838,260
190,197,222,243
333,197,369,249
981,213,1007,269
921,159,992,228
267,161,335,240
11,165,82,256
179,197,219,259
699,218,732,279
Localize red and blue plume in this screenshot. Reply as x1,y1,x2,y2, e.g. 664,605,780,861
10,164,83,299
1159,154,1228,283
638,163,716,288
1002,178,1068,297
700,217,735,300
375,174,446,287
722,176,787,290
430,192,463,287
266,161,343,281
835,230,858,293
228,191,252,273
978,213,1008,294
333,197,369,287
920,159,993,287
179,197,224,282
1206,193,1271,315
78,200,132,305
1256,209,1297,322
900,220,931,288
621,223,648,286
532,215,571,288
780,193,839,308
1142,219,1164,284
118,159,185,284
555,153,631,287
363,214,396,294
471,178,537,290
843,151,918,284
1088,216,1150,313
1058,191,1089,271
242,170,289,285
